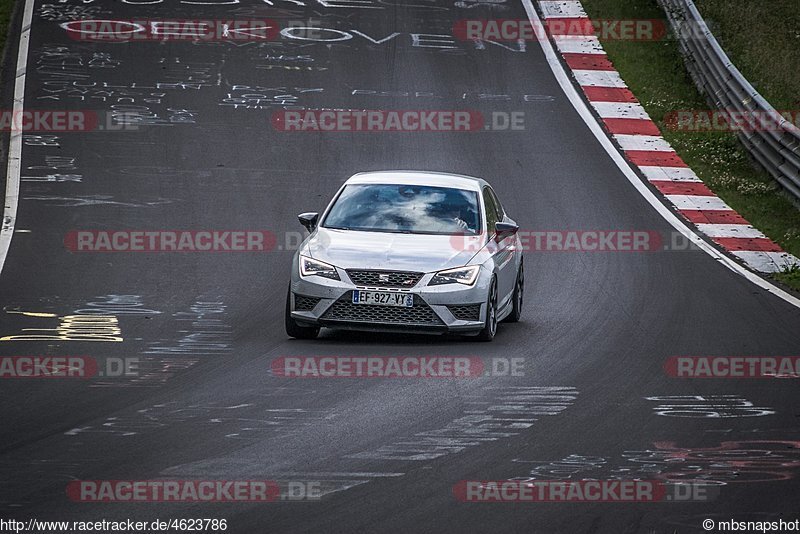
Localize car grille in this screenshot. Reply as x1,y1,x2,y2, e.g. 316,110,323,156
294,294,321,311
322,292,443,325
447,304,482,321
346,270,424,288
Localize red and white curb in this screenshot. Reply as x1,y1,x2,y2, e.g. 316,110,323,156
535,0,800,275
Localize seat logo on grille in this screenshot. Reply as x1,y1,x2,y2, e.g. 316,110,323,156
378,274,390,282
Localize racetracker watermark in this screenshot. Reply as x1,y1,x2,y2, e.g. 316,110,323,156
453,19,667,42
0,356,138,378
67,481,280,502
453,480,717,502
450,230,663,252
665,110,800,132
61,19,280,42
249,230,698,253
65,230,702,254
64,231,277,252
665,356,800,378
271,356,524,378
0,110,97,131
271,110,525,132
66,480,323,502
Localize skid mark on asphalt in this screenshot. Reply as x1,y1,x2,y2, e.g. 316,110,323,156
64,402,331,439
88,356,200,389
0,403,337,505
156,386,579,501
346,386,578,461
0,297,226,387
22,195,176,207
74,295,162,317
509,439,800,486
144,299,232,356
645,395,775,418
37,3,108,21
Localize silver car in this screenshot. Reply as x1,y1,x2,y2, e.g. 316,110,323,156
285,171,524,341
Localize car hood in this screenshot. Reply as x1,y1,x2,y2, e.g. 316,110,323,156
305,228,482,272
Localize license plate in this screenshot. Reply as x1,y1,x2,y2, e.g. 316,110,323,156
352,291,413,307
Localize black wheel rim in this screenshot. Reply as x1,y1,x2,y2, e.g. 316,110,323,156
489,283,497,336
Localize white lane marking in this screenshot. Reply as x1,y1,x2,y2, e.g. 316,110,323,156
732,251,800,274
0,0,34,277
524,0,800,307
639,166,702,182
539,0,587,18
613,134,673,152
665,195,732,211
696,224,767,239
572,69,627,88
591,101,650,120
553,35,605,54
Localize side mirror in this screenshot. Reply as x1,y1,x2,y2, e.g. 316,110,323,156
495,222,519,241
298,212,319,233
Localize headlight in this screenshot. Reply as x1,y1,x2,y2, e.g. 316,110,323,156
428,265,480,286
299,255,340,280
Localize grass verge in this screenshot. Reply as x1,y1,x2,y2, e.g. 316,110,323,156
693,0,800,111
0,0,17,214
581,0,800,291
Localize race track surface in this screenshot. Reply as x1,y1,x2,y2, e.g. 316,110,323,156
1,1,799,532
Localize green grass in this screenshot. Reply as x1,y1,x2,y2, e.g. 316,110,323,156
0,0,16,205
694,0,800,111
581,0,800,291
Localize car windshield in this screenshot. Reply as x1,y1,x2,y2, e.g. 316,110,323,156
323,183,481,235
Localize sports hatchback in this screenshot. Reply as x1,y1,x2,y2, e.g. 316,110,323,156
285,171,523,341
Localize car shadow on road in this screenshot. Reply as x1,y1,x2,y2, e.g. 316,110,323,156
285,323,529,346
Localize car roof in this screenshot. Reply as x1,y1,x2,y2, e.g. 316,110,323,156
345,171,487,192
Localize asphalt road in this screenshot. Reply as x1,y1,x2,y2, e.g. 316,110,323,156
1,1,799,532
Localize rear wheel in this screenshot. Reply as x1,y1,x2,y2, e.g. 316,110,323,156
475,278,498,342
285,287,320,340
503,261,524,323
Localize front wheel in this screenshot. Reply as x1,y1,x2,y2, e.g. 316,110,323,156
285,288,320,340
475,278,498,342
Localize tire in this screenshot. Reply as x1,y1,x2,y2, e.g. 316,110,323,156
475,277,498,342
285,287,320,340
503,261,524,323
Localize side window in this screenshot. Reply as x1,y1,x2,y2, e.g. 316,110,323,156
488,187,504,220
482,187,498,235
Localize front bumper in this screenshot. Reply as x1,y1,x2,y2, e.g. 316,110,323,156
289,267,490,335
